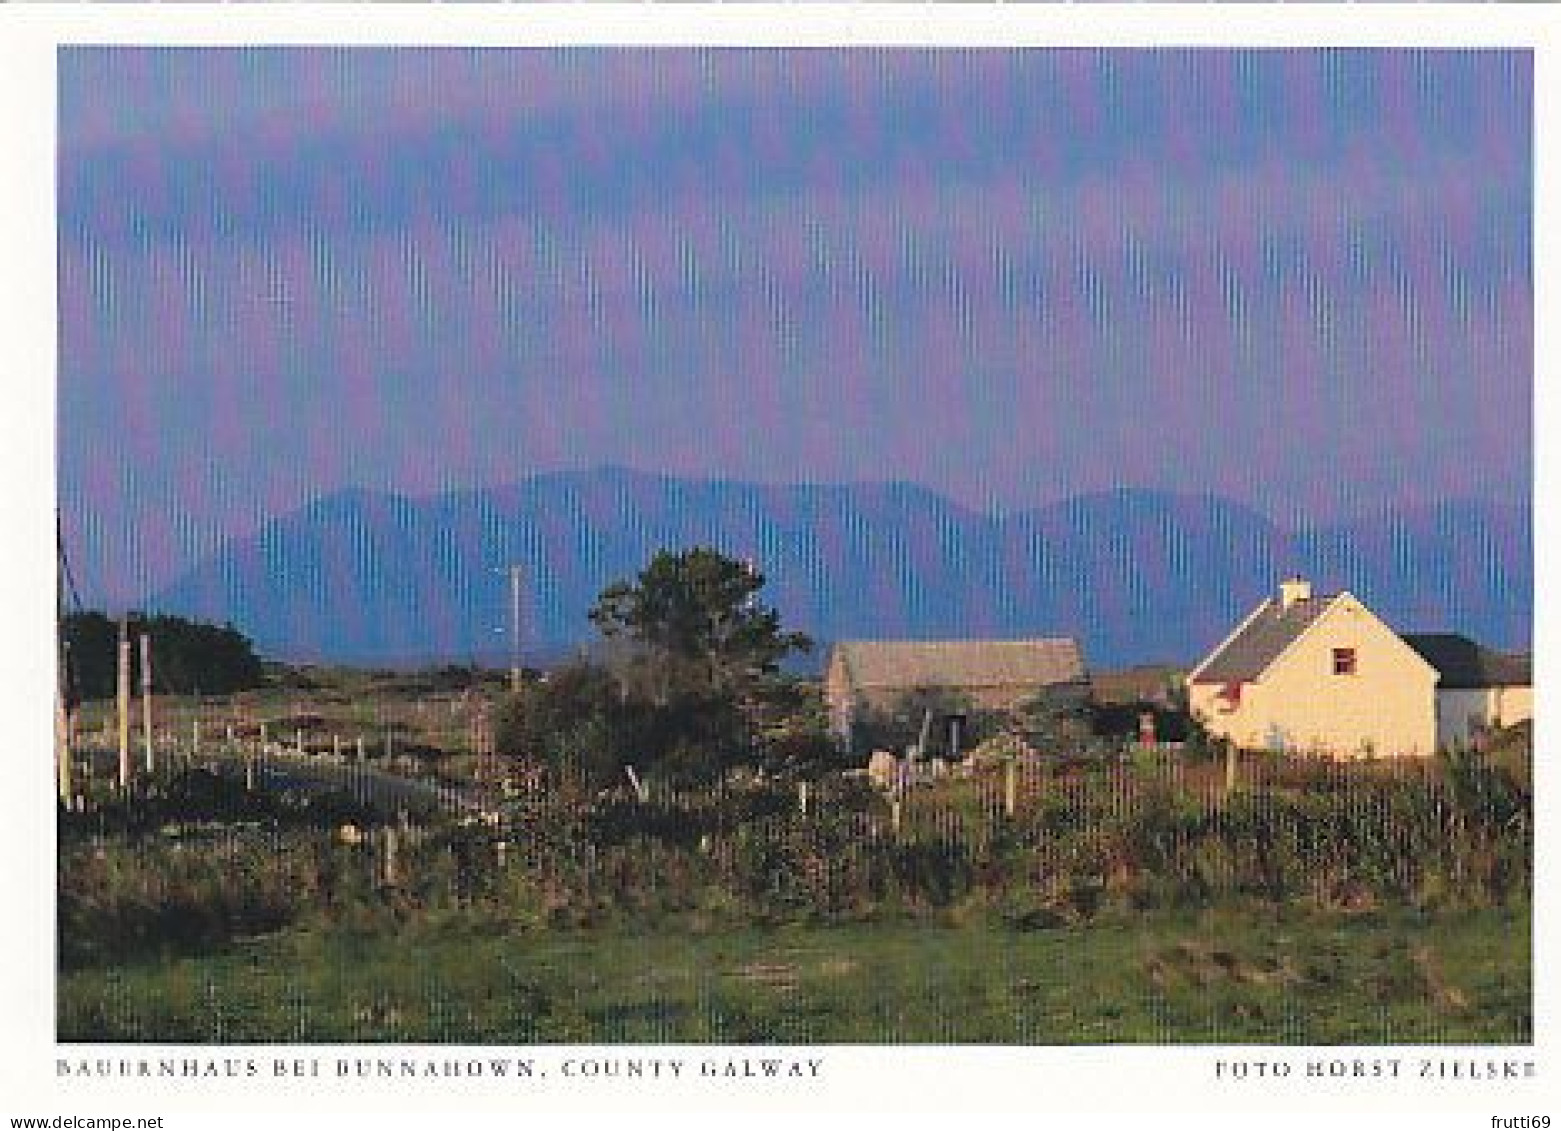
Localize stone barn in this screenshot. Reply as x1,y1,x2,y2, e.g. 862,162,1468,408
823,638,1088,746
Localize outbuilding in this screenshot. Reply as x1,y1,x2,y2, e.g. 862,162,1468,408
823,638,1088,745
1401,633,1533,749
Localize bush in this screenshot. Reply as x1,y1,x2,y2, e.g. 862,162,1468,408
59,768,380,839
59,750,1532,974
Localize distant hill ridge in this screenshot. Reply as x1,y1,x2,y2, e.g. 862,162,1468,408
150,467,1532,668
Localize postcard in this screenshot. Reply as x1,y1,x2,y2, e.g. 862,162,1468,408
2,4,1554,1125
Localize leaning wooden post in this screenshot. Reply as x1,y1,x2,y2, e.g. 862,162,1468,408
116,620,132,792
55,678,72,807
54,619,74,804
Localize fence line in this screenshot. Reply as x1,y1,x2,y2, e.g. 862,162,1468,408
60,727,1526,913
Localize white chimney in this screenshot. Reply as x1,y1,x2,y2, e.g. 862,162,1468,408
1279,576,1312,609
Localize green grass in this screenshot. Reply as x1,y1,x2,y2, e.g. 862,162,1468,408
73,676,493,759
58,905,1530,1045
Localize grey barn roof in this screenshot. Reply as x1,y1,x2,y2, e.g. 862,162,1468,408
1401,634,1531,689
1191,596,1336,683
830,639,1086,692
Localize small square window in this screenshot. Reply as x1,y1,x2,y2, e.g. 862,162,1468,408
1332,647,1357,676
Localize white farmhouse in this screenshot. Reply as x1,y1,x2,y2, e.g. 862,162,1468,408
1402,633,1533,749
1187,578,1440,757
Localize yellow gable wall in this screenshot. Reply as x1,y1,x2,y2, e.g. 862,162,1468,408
1188,680,1240,739
1193,596,1438,757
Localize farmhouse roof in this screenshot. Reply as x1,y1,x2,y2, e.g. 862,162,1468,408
1190,595,1338,684
830,639,1086,692
1401,634,1531,689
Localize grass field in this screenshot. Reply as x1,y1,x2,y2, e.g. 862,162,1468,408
58,904,1530,1045
69,669,501,783
58,666,1532,1047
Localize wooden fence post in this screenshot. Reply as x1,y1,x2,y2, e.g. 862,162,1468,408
1004,759,1018,819
1224,743,1239,799
140,633,154,776
116,622,131,792
382,827,400,886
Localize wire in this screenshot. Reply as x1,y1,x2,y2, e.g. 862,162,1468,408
56,516,87,615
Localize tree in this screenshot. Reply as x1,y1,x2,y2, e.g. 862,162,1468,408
589,548,811,705
492,661,639,790
585,548,813,784
492,660,767,791
495,550,817,789
61,611,264,701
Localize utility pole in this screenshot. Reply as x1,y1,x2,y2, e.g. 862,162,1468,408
116,619,131,791
508,564,523,693
742,556,760,610
140,632,154,775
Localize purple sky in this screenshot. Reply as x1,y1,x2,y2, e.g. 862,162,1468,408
57,48,1531,607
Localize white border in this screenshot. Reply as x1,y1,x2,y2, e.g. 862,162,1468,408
3,5,1555,1124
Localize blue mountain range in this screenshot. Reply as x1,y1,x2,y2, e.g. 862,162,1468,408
149,467,1532,670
